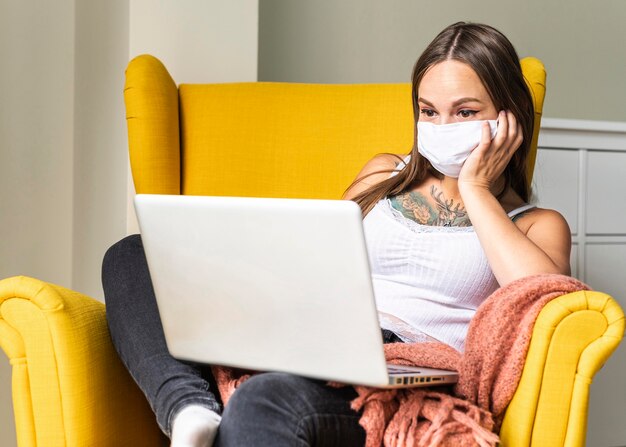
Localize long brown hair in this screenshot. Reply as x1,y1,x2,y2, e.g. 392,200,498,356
349,22,535,217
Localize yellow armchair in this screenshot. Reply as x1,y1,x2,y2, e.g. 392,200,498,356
1,54,623,446
0,276,165,446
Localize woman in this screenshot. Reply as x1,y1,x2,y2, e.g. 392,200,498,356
103,22,571,447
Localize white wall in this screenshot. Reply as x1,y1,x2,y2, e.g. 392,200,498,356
73,0,130,301
1,3,76,446
0,2,75,294
0,1,258,445
129,0,258,84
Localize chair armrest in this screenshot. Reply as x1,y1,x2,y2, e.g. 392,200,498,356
500,290,625,447
0,276,165,447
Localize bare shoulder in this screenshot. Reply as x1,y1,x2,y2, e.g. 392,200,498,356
517,207,572,274
343,153,405,200
516,207,570,236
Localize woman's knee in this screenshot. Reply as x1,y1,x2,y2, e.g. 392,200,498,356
102,234,143,274
102,234,146,287
222,372,318,425
217,373,364,446
217,373,309,445
101,234,153,315
225,372,308,418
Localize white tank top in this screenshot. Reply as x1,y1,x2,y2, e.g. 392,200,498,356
363,157,535,352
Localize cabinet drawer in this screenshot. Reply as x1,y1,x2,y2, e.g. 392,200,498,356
587,151,626,235
585,243,626,301
533,148,579,235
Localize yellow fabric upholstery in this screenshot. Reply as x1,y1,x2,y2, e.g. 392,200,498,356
520,57,546,184
1,54,623,447
125,54,180,195
178,82,413,199
0,276,165,446
500,290,625,446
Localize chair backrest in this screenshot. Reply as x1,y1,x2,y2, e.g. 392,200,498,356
124,54,545,199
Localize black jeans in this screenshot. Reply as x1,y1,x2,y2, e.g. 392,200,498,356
103,234,401,446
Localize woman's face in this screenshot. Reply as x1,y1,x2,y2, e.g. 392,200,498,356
417,60,499,125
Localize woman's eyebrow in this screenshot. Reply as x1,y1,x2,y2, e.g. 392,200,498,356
451,97,483,107
417,97,435,107
418,97,484,108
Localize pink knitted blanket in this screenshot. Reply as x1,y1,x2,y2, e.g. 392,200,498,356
212,274,589,446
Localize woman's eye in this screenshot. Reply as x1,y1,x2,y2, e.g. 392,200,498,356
420,109,436,117
458,110,477,118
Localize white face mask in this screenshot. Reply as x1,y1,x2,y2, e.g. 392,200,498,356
417,120,498,178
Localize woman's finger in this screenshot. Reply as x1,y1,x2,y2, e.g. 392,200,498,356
478,120,492,151
494,110,508,147
507,111,518,142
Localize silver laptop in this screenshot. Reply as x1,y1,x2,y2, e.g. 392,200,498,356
134,194,458,388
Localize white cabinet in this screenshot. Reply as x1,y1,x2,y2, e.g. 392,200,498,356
534,118,626,447
586,151,626,235
586,244,626,299
532,147,579,234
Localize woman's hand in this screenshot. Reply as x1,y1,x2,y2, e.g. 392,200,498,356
458,110,523,193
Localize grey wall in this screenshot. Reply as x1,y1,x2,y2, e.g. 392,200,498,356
259,0,626,122
73,0,130,300
0,1,75,292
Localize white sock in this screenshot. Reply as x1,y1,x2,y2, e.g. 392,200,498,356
170,404,222,447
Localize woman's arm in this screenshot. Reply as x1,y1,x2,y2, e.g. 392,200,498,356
459,111,572,286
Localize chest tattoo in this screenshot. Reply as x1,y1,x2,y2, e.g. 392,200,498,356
389,185,472,227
